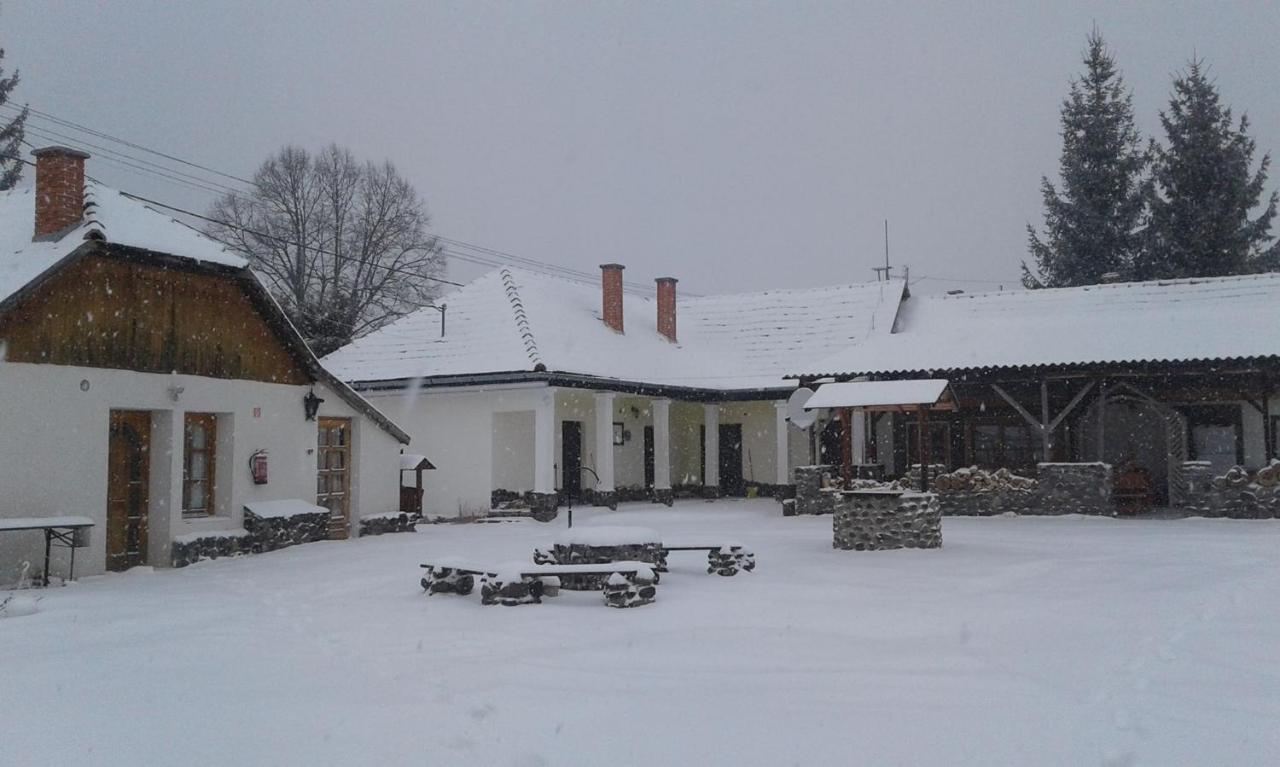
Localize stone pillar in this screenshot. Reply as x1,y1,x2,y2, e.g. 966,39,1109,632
652,399,673,506
530,391,558,521
593,391,617,508
774,401,790,487
703,403,720,497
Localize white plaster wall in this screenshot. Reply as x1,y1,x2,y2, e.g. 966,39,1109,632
0,363,403,584
492,411,534,491
365,383,551,517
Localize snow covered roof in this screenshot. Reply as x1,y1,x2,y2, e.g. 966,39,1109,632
798,273,1280,377
324,267,905,393
0,184,244,307
805,379,950,410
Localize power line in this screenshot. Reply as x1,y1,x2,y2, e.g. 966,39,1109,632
4,102,694,295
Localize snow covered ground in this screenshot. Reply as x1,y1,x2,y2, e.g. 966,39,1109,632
5,499,1278,766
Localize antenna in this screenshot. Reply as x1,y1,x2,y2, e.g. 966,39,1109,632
872,219,895,282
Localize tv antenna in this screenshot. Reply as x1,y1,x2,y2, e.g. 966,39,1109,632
872,219,894,281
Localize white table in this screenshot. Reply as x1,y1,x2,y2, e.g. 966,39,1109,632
0,516,95,586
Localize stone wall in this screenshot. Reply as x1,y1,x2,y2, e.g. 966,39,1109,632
358,512,417,537
170,531,252,568
1182,460,1280,519
832,491,942,551
793,465,837,515
242,508,330,552
904,464,949,491
928,463,1112,516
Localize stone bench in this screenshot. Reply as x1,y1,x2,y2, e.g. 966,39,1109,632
420,560,658,608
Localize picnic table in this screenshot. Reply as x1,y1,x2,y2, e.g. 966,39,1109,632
420,558,659,608
0,516,95,586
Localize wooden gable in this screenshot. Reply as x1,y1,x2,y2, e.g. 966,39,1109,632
0,252,311,385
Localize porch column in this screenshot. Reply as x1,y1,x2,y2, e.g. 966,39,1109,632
532,391,556,495
774,401,790,487
652,399,673,505
703,403,720,497
593,391,617,507
851,408,867,465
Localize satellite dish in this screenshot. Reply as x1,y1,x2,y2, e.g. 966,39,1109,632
786,387,818,429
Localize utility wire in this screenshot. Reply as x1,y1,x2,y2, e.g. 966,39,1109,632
4,102,691,295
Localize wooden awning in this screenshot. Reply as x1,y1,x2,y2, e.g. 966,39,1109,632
804,379,955,413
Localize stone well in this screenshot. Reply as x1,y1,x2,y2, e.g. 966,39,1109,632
832,489,942,551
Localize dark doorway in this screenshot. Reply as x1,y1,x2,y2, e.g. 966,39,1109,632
719,423,745,496
107,410,151,571
644,426,655,489
819,417,843,465
562,421,583,501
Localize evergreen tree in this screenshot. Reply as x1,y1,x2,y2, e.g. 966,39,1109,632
1138,60,1279,279
1023,31,1147,288
0,45,27,191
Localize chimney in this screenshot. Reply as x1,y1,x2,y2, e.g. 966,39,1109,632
656,277,677,342
600,263,625,333
33,146,90,240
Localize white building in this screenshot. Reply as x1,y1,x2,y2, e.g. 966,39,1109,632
0,148,408,584
324,263,905,519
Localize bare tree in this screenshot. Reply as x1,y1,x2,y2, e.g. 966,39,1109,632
206,144,446,355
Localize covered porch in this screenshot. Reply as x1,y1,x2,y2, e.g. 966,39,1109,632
488,386,812,519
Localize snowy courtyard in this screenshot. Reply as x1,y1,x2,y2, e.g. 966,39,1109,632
5,499,1279,766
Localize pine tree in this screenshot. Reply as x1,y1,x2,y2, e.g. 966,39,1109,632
1138,60,1278,279
0,46,26,191
1023,31,1147,288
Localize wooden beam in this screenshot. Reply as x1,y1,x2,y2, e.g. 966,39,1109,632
1096,379,1107,460
918,406,930,492
991,384,1043,431
1040,380,1052,459
1047,380,1096,433
841,407,853,488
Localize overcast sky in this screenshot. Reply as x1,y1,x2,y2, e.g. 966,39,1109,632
6,1,1280,296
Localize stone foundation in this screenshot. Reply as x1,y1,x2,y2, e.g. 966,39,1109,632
707,546,756,576
833,490,942,551
701,486,722,499
170,531,252,568
603,569,657,608
904,464,950,491
592,490,618,510
652,488,674,507
1034,463,1112,515
1182,461,1280,519
242,509,330,553
527,492,559,522
358,512,417,537
927,463,1113,516
543,540,668,589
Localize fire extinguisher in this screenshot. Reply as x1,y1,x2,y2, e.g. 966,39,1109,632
249,450,269,485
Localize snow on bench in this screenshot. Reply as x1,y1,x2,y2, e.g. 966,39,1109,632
552,525,662,546
0,516,95,531
419,558,658,608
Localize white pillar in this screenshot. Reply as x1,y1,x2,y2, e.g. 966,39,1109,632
774,401,791,486
533,391,555,495
652,399,672,490
594,391,616,494
852,408,867,465
703,403,720,490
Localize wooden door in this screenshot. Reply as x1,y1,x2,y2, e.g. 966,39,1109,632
317,417,351,540
107,410,151,571
561,421,583,500
719,423,745,496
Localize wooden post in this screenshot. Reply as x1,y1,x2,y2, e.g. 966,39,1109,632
1040,379,1052,461
917,406,930,492
1262,380,1273,460
841,407,853,488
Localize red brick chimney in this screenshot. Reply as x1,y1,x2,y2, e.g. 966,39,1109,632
656,277,677,342
600,263,625,333
33,146,90,239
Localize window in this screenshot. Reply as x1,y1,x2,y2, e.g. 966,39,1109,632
967,422,1041,471
183,413,217,517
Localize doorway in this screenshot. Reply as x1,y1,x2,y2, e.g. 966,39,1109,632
107,410,151,571
317,417,351,540
644,425,655,489
719,423,745,496
562,421,583,501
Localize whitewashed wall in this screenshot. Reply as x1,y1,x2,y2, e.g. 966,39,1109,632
0,363,404,584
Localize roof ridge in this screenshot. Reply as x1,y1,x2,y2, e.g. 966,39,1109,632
937,271,1280,301
500,268,546,372
681,278,900,303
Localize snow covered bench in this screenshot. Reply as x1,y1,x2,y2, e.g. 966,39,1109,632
420,559,658,608
663,544,756,576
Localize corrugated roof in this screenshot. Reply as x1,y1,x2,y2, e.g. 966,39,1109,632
324,268,906,392
797,273,1280,377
